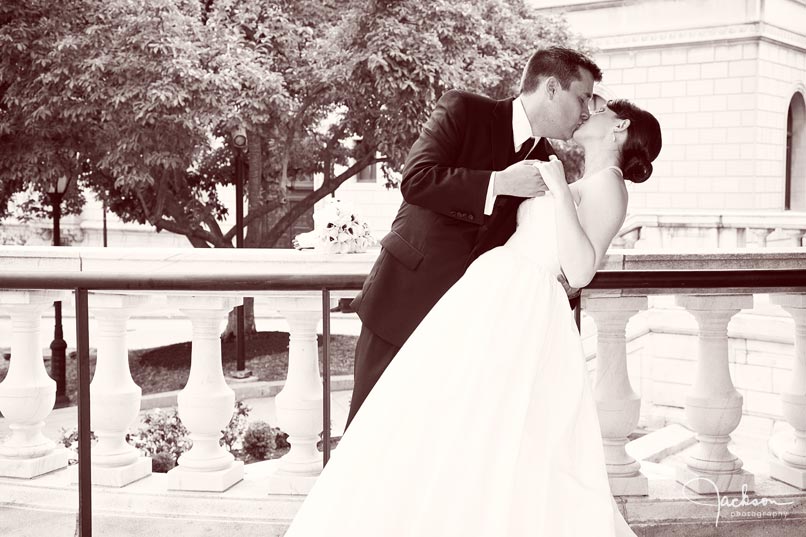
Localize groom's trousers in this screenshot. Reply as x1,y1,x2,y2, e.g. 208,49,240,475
345,324,400,430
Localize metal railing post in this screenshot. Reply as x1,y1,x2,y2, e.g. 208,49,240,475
75,288,92,537
322,288,331,467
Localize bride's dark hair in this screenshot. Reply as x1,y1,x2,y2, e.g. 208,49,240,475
608,100,662,183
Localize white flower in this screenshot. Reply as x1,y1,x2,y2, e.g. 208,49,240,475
295,198,375,253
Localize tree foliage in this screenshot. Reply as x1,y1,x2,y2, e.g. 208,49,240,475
0,0,589,247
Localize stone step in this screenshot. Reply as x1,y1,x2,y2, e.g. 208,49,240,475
4,461,806,537
0,461,301,537
618,474,806,537
634,518,806,537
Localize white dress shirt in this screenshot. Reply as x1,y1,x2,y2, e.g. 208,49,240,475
483,95,540,215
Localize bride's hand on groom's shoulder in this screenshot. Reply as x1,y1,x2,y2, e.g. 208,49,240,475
494,161,549,198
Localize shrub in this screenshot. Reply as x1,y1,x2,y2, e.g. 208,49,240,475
221,400,251,452
59,401,253,472
129,407,192,467
150,451,177,473
243,420,289,461
58,427,98,465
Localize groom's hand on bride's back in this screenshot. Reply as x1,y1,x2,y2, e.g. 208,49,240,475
493,160,549,198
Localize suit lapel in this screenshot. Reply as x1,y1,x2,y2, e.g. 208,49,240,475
490,98,515,172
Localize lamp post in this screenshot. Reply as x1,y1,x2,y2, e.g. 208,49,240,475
48,176,71,407
231,127,251,379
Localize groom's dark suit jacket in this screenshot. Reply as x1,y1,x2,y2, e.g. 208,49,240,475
352,90,556,348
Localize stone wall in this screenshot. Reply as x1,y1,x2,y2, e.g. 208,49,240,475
531,0,806,213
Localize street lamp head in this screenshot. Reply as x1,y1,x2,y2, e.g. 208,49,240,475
232,126,248,150
48,176,71,195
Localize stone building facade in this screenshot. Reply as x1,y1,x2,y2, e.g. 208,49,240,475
533,0,806,213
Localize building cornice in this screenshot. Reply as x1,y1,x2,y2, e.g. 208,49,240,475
532,0,650,11
593,21,806,53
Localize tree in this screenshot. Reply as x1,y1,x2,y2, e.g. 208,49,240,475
1,0,590,247
1,0,589,337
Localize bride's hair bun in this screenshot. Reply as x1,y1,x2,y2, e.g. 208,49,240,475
607,99,662,184
621,147,653,183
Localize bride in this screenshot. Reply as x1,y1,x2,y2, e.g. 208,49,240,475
283,99,662,536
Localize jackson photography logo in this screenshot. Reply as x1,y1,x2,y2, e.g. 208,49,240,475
682,477,795,527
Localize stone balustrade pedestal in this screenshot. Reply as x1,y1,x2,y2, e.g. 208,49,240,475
0,290,71,478
266,292,336,494
769,293,806,489
85,293,153,487
166,295,244,492
584,294,649,496
675,294,755,494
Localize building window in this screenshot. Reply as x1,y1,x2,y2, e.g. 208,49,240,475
786,92,805,211
356,161,377,183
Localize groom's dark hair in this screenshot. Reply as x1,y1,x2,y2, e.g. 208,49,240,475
519,47,602,94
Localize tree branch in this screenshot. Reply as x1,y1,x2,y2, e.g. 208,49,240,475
262,151,379,247
222,199,284,243
162,193,227,247
322,121,349,185
135,188,160,227
204,214,229,245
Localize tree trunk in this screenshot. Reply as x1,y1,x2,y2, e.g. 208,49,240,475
221,297,257,340
245,132,268,247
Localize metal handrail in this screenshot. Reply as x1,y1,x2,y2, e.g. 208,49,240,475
0,268,805,290
589,268,806,291
2,267,806,537
0,272,367,290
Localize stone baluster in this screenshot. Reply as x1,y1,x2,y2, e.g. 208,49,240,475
0,290,70,478
267,292,336,494
749,227,775,247
87,293,152,486
718,227,744,248
584,294,648,496
166,295,243,492
736,227,747,247
660,226,674,248
783,230,805,248
634,225,661,249
675,294,755,493
769,294,806,489
622,230,639,249
704,227,719,248
611,235,627,248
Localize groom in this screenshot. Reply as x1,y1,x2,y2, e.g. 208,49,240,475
346,47,602,427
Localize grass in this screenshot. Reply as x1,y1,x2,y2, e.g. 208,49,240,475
0,331,358,406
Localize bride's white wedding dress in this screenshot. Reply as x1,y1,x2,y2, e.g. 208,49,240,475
284,179,637,536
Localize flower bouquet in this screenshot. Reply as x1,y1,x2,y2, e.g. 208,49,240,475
294,198,375,254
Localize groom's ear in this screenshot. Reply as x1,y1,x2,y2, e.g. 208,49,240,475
545,77,559,99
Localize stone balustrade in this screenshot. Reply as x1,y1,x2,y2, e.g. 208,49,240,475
0,246,366,494
615,209,806,249
0,245,805,505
